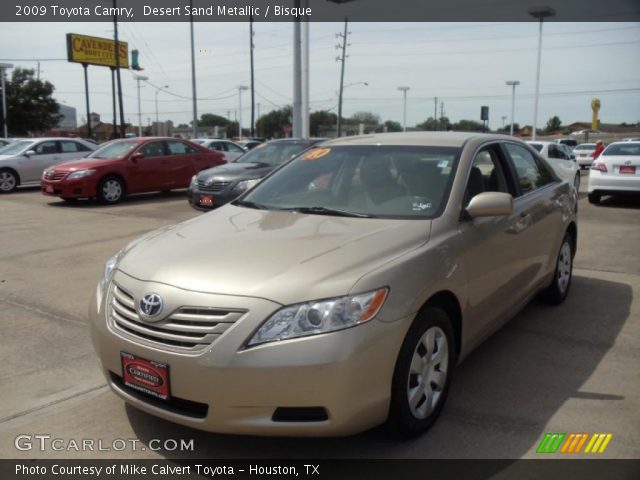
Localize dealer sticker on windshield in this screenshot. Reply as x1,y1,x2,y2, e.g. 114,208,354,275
301,148,331,160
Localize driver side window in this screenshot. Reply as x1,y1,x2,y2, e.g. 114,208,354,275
34,141,57,155
139,141,166,158
464,146,509,206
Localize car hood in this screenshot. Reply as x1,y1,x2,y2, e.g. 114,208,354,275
197,162,274,181
0,154,20,162
118,205,431,305
51,157,117,171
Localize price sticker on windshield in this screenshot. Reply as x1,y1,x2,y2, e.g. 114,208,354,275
302,148,331,160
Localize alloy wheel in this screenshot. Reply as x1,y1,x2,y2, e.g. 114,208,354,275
557,241,572,294
0,171,16,192
102,179,122,202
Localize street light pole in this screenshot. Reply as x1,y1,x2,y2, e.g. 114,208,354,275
397,86,410,132
189,0,198,139
529,6,555,141
155,85,169,136
134,74,148,137
506,80,520,136
237,85,249,139
0,63,13,138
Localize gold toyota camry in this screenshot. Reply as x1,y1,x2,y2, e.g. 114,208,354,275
90,132,577,437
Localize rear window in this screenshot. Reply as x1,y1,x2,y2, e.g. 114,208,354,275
602,143,640,156
574,144,596,151
529,143,543,152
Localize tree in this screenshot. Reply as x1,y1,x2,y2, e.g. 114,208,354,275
198,113,231,128
5,68,61,135
379,120,402,132
545,115,562,134
310,110,337,136
256,106,292,138
452,119,485,132
345,111,380,126
417,116,451,131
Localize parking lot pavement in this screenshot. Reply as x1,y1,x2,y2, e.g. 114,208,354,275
1,175,639,460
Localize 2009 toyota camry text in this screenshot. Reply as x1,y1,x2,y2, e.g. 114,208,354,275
90,132,577,437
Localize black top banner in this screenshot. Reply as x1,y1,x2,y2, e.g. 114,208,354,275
2,0,640,22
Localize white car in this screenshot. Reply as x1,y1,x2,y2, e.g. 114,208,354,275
191,139,247,162
573,143,597,168
0,138,13,149
588,141,640,204
526,141,581,190
0,137,97,193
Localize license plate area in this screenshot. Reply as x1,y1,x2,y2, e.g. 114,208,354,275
121,352,170,401
45,185,54,193
618,165,636,174
199,195,214,206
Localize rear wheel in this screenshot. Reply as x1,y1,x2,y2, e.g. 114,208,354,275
588,192,601,204
0,169,18,193
540,233,574,305
98,176,125,204
388,306,455,437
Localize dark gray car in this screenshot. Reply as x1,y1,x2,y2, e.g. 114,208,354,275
187,137,325,210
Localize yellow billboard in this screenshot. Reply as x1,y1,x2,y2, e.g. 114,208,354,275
66,33,129,69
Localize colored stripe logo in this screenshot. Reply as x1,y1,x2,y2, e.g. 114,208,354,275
537,433,612,454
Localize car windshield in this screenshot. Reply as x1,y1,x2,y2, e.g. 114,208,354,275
602,143,640,156
88,140,138,159
236,145,460,219
0,140,34,156
234,142,310,166
574,144,596,150
529,143,543,152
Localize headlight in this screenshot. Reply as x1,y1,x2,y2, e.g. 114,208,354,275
100,250,123,292
247,288,389,346
231,178,261,195
67,169,96,180
42,169,52,179
189,175,197,188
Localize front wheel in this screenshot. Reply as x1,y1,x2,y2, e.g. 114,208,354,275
98,176,125,204
387,306,455,437
540,233,574,305
0,169,18,193
574,172,581,191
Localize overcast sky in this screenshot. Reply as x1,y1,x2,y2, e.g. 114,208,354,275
1,21,639,131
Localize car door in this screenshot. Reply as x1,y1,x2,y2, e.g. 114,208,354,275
127,140,168,193
18,140,59,183
456,143,534,343
547,143,575,181
58,140,93,162
163,140,199,188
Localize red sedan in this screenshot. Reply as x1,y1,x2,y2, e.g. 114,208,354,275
41,137,226,204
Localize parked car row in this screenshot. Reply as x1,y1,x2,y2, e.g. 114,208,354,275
588,141,640,204
526,140,581,190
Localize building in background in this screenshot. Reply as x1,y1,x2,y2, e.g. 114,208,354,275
56,104,77,131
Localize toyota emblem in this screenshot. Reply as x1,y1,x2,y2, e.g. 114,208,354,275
139,293,164,318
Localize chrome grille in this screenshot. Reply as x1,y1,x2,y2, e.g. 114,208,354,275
44,171,67,181
109,283,246,352
197,179,231,193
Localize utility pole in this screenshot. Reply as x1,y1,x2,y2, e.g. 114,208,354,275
434,96,437,131
398,86,410,132
440,101,445,129
113,0,125,138
134,74,148,137
189,0,198,139
249,16,255,138
336,18,349,138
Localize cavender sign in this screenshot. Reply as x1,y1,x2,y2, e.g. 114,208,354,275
66,33,129,68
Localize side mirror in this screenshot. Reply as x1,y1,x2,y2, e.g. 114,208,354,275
24,150,36,157
130,152,144,162
465,192,513,218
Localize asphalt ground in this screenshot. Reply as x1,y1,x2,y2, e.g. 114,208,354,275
0,170,638,460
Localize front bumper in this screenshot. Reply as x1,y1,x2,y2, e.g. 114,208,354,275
90,271,411,436
187,185,240,211
41,177,97,198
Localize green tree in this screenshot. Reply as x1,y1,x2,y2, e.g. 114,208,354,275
345,111,380,126
256,106,292,138
5,68,61,135
198,113,231,128
380,120,402,132
545,115,562,134
310,110,337,136
452,119,485,132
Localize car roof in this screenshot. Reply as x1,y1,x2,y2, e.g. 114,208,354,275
322,132,515,148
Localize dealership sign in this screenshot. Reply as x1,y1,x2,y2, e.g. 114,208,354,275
66,33,129,68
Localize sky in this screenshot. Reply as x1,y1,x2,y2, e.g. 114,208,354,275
1,21,639,132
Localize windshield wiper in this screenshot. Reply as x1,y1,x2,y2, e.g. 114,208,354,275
233,199,271,210
284,206,375,218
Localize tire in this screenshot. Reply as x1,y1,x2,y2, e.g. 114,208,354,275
387,306,455,437
97,176,125,204
574,173,580,191
0,168,18,193
540,233,574,305
588,192,601,204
